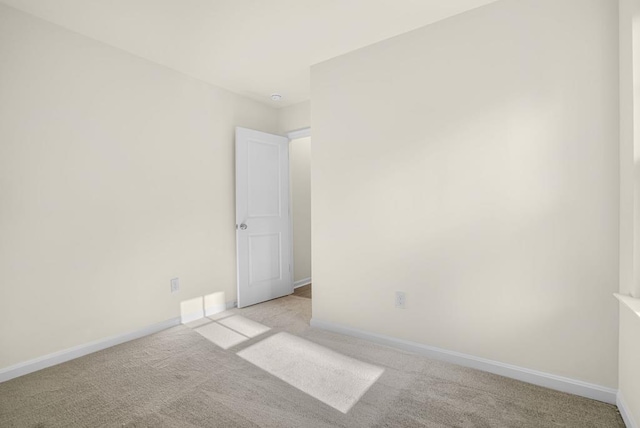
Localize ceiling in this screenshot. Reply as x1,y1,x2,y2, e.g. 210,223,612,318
1,0,499,107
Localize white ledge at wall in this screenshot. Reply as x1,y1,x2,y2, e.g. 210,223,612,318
287,127,311,140
0,317,181,383
618,392,638,428
310,318,617,404
614,293,640,318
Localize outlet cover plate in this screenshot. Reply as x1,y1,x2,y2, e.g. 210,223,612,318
395,291,406,309
170,278,180,293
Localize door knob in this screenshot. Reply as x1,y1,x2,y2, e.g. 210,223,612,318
239,223,248,230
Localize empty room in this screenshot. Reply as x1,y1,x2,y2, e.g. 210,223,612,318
1,0,639,427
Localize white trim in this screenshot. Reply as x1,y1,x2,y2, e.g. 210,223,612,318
0,317,181,384
204,305,225,317
288,143,295,297
310,318,617,404
615,293,640,318
286,128,310,297
287,127,311,140
181,310,205,324
202,300,239,318
294,277,312,288
618,391,638,428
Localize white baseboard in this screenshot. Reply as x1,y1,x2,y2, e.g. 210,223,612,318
204,300,237,317
0,317,181,384
181,310,205,324
310,318,617,404
618,392,638,428
294,277,312,288
204,305,224,317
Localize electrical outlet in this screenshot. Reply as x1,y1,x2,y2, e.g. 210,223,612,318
395,291,406,309
170,278,180,293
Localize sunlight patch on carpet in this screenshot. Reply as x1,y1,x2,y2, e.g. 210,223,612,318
237,332,384,413
208,310,236,321
194,322,248,349
218,316,271,338
185,318,212,329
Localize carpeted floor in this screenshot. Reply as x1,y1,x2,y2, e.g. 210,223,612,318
0,295,625,427
293,284,311,299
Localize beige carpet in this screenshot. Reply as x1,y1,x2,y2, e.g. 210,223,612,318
0,295,625,427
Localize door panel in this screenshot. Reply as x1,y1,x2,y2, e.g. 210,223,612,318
248,141,281,217
249,233,281,283
236,127,292,308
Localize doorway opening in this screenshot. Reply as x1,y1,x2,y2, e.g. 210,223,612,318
288,129,312,299
235,127,311,308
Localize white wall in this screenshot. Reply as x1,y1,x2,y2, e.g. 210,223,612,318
620,0,636,299
278,101,311,135
311,0,619,389
290,137,312,282
620,0,640,300
619,306,640,426
618,0,640,424
0,4,278,371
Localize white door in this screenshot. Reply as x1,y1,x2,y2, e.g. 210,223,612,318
236,127,292,308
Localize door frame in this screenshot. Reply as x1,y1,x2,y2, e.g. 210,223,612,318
285,127,311,291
